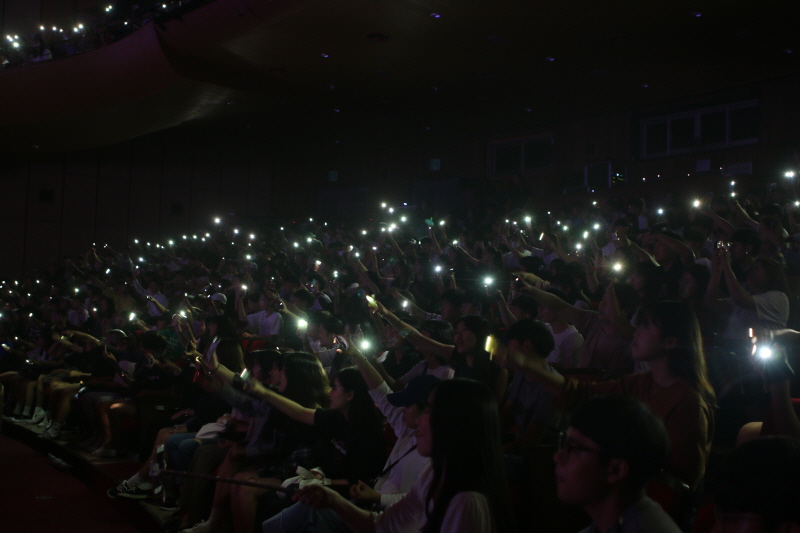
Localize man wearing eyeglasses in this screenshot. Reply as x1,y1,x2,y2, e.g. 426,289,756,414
554,395,681,533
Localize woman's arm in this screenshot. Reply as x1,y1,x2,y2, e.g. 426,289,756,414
703,248,734,313
293,486,376,533
719,248,756,311
491,289,518,328
244,380,316,426
516,275,587,325
375,302,453,361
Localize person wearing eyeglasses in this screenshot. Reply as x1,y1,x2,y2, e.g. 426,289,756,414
555,395,681,533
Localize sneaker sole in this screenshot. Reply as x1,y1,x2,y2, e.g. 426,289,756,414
116,493,151,500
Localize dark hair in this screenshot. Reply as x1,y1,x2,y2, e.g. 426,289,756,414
570,395,669,489
682,264,711,300
320,315,345,336
440,289,465,308
713,437,800,530
208,315,237,339
730,228,761,255
281,352,330,408
506,318,555,359
307,310,333,326
292,289,315,308
140,331,167,351
216,338,244,373
610,282,640,320
510,294,538,317
422,379,515,533
631,262,665,303
331,367,381,431
753,258,790,295
455,315,491,351
248,349,281,381
451,315,500,396
637,301,716,409
419,320,454,345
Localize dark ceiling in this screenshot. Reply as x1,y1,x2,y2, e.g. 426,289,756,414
1,0,799,156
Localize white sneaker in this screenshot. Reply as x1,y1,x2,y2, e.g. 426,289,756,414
91,446,117,458
37,417,51,428
181,520,213,533
38,426,61,440
28,411,46,425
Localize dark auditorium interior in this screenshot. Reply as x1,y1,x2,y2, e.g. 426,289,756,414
2,0,800,532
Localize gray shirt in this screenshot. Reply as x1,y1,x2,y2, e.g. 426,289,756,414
578,496,682,533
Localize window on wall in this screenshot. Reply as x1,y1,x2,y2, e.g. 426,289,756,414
640,100,759,158
490,136,554,177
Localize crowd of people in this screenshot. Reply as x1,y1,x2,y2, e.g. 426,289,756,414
1,0,208,70
1,176,800,533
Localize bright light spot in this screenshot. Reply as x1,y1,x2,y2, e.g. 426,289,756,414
524,216,531,223
613,263,622,272
362,230,367,235
658,208,664,215
360,340,371,350
593,224,600,230
233,228,239,234
381,203,386,208
484,277,493,285
388,208,394,213
693,200,700,208
758,346,773,359
785,171,796,178
401,216,407,222
435,266,442,272
214,218,220,224
576,243,582,250
583,231,589,239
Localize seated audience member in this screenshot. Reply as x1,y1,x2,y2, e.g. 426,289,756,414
262,356,436,532
538,288,584,369
502,318,561,457
519,277,639,377
711,437,800,533
508,300,715,490
238,289,283,341
556,395,680,533
705,250,790,346
404,288,464,326
385,319,455,390
377,302,508,404
289,378,517,533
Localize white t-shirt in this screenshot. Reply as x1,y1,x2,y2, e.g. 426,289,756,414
722,290,790,340
546,324,584,369
695,257,712,271
375,468,495,533
530,248,559,267
246,310,282,337
398,360,455,387
369,382,432,508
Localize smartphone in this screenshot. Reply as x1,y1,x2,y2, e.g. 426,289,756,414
206,336,221,366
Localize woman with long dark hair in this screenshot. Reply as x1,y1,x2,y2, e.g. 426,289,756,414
287,378,516,533
508,301,715,491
